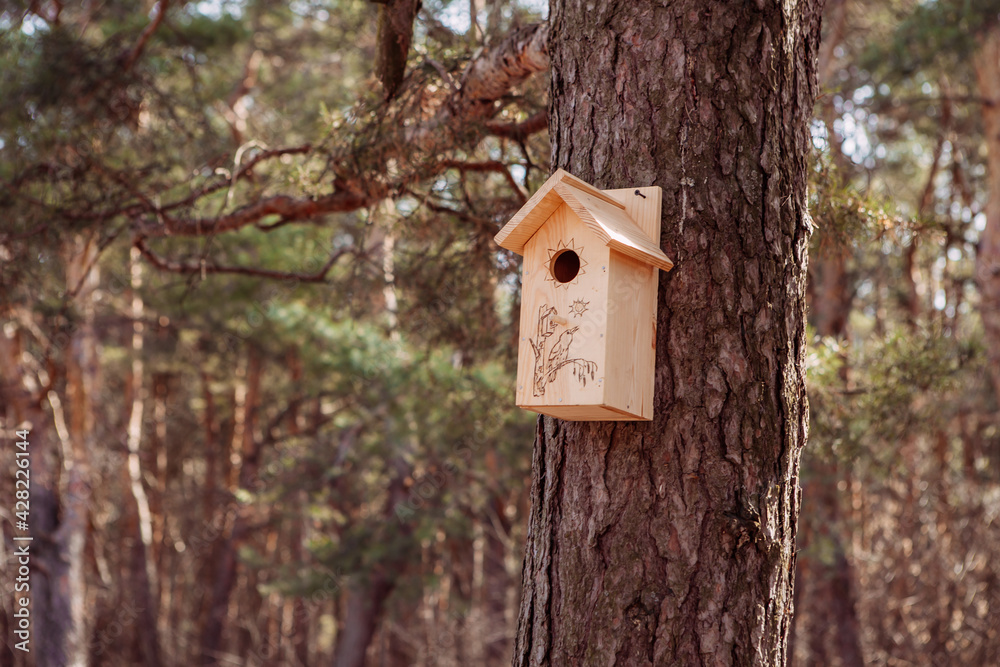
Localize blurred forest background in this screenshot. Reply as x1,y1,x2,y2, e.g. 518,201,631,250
1,0,999,666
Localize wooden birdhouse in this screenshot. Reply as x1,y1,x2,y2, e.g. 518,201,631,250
494,169,674,421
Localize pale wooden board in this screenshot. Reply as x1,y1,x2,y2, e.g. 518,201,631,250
605,186,663,246
519,403,648,421
507,181,670,422
554,169,626,209
515,202,611,414
494,169,626,254
600,186,663,420
603,250,657,420
555,182,674,272
494,188,564,254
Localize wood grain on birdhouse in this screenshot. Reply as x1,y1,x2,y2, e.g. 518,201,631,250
495,170,673,421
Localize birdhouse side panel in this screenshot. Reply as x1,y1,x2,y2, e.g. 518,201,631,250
515,204,610,411
604,251,659,420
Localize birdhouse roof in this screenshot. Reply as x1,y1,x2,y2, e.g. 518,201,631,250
494,169,674,272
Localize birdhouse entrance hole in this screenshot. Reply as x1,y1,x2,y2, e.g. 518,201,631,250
551,249,581,283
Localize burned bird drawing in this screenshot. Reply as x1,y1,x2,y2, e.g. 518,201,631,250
529,304,598,397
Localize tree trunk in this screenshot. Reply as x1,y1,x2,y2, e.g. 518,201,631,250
792,460,865,667
124,247,164,667
0,323,65,667
33,235,101,667
290,533,311,666
330,460,412,667
514,2,820,664
484,495,515,663
200,347,263,665
807,249,852,341
331,574,395,667
797,230,865,665
973,28,1000,403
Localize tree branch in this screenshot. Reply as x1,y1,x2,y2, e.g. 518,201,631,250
135,189,375,237
485,111,548,141
218,50,264,145
133,237,352,282
122,0,169,72
161,145,313,213
130,23,549,238
440,159,527,200
422,200,491,227
405,22,549,146
375,0,421,99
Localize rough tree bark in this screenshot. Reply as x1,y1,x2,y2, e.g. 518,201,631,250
973,27,1000,403
514,1,820,665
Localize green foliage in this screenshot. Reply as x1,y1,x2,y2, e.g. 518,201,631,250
861,0,1000,79
810,156,904,251
161,11,249,52
808,327,975,470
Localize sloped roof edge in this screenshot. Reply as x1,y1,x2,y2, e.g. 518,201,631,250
494,169,673,271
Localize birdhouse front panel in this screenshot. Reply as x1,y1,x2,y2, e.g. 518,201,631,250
515,203,611,418
494,169,673,422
